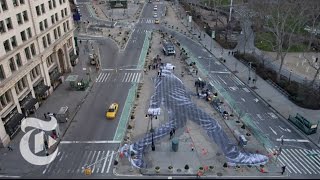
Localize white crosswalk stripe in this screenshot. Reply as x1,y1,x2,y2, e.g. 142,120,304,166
229,74,245,86
139,18,155,24
42,150,116,175
96,72,141,83
271,148,320,174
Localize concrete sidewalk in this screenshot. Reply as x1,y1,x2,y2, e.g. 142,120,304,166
0,41,100,176
169,3,320,148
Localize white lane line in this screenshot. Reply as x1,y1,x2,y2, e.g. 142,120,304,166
217,75,227,85
294,149,320,174
256,114,264,121
60,140,121,144
241,98,246,102
122,73,127,82
101,150,110,173
0,175,21,178
77,151,89,173
136,73,141,83
106,151,114,173
92,151,101,173
96,73,103,82
269,127,277,135
287,149,312,174
243,87,250,92
210,71,231,74
279,149,302,174
276,138,310,143
101,69,114,71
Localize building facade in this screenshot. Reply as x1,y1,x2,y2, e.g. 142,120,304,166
0,0,77,147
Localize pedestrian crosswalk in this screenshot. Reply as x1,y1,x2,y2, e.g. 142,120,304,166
96,72,142,83
267,148,320,174
139,18,155,24
42,150,116,175
229,74,245,86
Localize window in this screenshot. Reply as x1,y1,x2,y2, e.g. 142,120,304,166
59,0,62,5
63,22,66,32
57,26,61,37
20,30,27,41
9,58,16,72
15,53,22,67
22,11,28,22
30,66,40,81
1,0,8,11
30,43,36,56
46,54,54,67
13,0,18,7
41,4,45,14
39,21,44,31
64,8,67,16
6,18,12,30
66,20,70,31
0,20,6,33
55,13,58,21
36,6,41,16
47,34,51,45
17,13,23,25
0,65,5,80
48,0,52,9
27,27,32,38
0,91,12,108
61,9,64,18
24,47,31,59
53,29,58,39
11,36,17,48
42,36,47,48
63,0,65,3
51,15,55,24
3,39,10,52
44,19,48,29
19,0,24,5
52,0,56,8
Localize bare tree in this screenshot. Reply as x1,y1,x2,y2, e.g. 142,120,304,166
302,53,320,87
249,0,307,82
304,0,320,51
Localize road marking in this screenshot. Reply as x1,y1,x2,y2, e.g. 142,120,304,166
267,112,278,119
101,150,110,173
289,149,317,174
60,140,121,144
106,151,114,173
92,151,101,173
136,73,141,83
122,73,127,82
241,98,246,102
301,149,320,172
210,71,231,74
242,87,250,92
279,126,291,132
253,98,259,102
217,75,227,85
95,151,104,173
228,86,238,91
276,138,310,143
101,69,114,71
103,73,110,82
0,175,21,178
287,149,312,174
256,114,264,121
279,149,302,174
77,151,89,173
269,127,277,135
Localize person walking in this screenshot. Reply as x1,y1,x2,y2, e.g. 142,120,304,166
169,130,173,139
281,166,286,175
172,128,176,136
7,145,13,151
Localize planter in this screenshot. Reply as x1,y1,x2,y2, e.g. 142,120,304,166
155,166,160,173
209,166,214,172
184,164,189,172
198,167,204,173
168,166,173,172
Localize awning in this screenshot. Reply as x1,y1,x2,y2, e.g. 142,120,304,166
34,85,50,96
4,113,24,137
20,98,37,111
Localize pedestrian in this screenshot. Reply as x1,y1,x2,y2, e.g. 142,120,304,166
144,68,147,74
195,69,198,75
228,51,230,55
148,64,151,70
169,130,173,139
158,70,160,76
7,145,13,151
172,67,175,72
80,40,82,44
172,128,175,136
281,166,286,175
191,146,194,151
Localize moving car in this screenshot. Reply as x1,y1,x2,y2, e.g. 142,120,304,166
155,19,160,24
153,5,157,11
106,103,119,119
153,13,158,18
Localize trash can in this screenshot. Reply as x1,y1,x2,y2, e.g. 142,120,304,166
172,138,179,152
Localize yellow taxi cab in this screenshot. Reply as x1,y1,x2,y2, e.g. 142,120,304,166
106,103,119,119
155,19,160,24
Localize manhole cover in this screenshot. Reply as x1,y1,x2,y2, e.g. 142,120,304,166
176,168,182,172
217,172,223,176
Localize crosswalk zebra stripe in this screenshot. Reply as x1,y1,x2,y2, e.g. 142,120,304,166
95,151,105,173
132,73,138,82
106,151,114,173
89,151,97,169
278,158,292,173
70,149,81,173
287,149,313,174
136,73,141,83
283,149,308,174
83,151,93,170
122,73,127,82
96,73,103,82
57,153,68,174
279,149,302,174
299,149,320,173
101,150,110,173
77,151,89,173
92,151,101,173
103,73,110,82
125,73,130,82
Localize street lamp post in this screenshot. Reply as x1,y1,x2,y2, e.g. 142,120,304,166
146,114,157,151
289,69,293,84
248,62,252,84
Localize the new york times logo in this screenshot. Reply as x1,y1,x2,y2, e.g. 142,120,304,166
20,115,59,165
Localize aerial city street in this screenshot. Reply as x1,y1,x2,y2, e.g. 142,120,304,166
0,0,319,179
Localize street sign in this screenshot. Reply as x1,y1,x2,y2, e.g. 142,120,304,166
211,31,215,39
